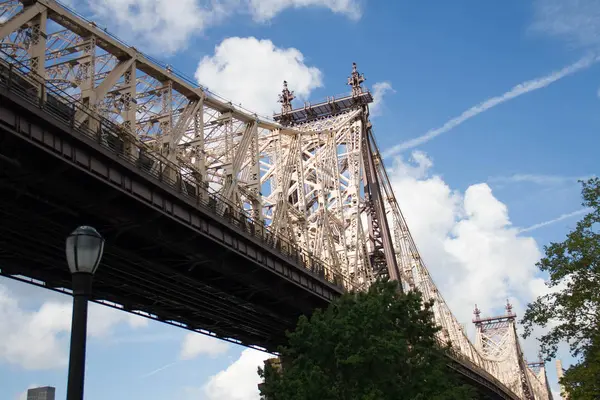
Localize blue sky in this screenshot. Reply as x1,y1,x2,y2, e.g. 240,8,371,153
1,0,599,399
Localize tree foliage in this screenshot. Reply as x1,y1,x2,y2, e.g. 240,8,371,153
258,280,475,400
560,333,600,400
521,177,600,398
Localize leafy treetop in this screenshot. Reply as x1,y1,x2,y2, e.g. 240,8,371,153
259,280,476,400
521,178,600,399
521,177,600,360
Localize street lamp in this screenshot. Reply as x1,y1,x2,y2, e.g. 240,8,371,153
65,226,104,400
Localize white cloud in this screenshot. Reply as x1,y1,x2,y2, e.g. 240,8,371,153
88,303,148,336
179,332,229,360
532,0,600,49
387,153,582,398
203,349,271,400
387,153,581,399
86,0,215,54
382,54,600,157
0,282,148,370
247,0,361,22
387,151,544,325
369,81,395,117
195,37,323,116
80,0,360,54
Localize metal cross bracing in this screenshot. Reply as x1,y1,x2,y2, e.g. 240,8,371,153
272,79,553,398
0,1,552,398
473,303,553,399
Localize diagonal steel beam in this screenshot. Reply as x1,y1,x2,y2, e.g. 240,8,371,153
0,3,44,40
74,57,135,125
222,121,256,201
363,125,400,282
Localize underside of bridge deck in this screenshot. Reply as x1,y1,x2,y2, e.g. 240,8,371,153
0,92,339,351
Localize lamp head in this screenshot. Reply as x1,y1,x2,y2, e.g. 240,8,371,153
65,226,104,275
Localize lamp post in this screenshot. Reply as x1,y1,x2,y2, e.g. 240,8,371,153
65,226,104,400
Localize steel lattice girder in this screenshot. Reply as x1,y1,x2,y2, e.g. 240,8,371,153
474,310,553,400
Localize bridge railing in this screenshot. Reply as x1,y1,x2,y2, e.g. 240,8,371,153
444,342,519,400
0,49,356,293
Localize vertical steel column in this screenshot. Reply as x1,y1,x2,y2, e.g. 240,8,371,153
361,117,401,284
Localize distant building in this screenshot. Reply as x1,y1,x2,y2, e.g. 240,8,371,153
27,386,56,400
556,360,569,400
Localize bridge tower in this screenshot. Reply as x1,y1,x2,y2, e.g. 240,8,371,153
272,62,401,285
473,302,553,399
527,357,554,399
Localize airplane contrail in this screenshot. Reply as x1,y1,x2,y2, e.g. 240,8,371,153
141,361,179,378
518,208,591,233
383,54,600,158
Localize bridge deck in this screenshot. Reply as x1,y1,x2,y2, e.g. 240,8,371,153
0,62,345,351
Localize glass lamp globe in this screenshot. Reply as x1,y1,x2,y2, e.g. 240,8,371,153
65,226,105,274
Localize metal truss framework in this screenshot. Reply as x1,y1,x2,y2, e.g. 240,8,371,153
473,303,552,399
0,1,552,398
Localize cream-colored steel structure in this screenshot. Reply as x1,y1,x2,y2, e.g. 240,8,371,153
473,304,553,399
0,1,552,398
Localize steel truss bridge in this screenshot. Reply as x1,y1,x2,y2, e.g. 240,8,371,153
0,1,553,398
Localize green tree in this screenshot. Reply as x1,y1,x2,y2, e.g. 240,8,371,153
521,177,600,398
560,333,600,400
258,280,475,400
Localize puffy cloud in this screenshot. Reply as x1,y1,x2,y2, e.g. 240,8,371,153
195,37,322,116
79,0,360,54
247,0,361,22
203,349,271,400
0,294,71,370
369,81,395,117
387,151,543,324
179,333,229,360
0,281,147,370
387,152,578,398
86,0,214,54
88,302,148,337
